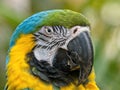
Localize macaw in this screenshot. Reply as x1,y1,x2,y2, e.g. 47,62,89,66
5,9,99,90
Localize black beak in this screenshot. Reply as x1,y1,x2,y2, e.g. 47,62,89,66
67,31,93,69
53,31,93,85
67,31,93,85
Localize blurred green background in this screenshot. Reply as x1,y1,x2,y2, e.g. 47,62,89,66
0,0,120,90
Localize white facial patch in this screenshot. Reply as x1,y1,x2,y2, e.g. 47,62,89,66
61,26,90,50
33,47,57,66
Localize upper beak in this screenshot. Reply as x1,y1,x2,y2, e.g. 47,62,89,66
67,29,93,70
67,27,93,84
53,26,93,85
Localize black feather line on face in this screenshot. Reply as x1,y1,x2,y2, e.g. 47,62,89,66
26,51,84,87
33,26,68,50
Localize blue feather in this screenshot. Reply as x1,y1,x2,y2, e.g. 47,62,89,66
10,10,49,48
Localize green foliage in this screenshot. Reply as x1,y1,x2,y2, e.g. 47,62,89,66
0,0,120,90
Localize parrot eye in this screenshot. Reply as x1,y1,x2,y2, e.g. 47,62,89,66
44,26,53,35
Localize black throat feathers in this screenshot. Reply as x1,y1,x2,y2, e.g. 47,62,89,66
26,48,81,87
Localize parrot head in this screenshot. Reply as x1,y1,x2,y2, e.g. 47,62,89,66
7,9,93,88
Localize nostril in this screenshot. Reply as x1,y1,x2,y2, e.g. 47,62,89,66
73,28,78,34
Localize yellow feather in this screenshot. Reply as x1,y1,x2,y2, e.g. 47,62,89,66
7,34,52,90
60,70,99,90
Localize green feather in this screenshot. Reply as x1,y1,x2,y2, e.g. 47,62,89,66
42,9,90,28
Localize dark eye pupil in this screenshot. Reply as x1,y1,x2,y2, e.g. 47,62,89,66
47,29,51,33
